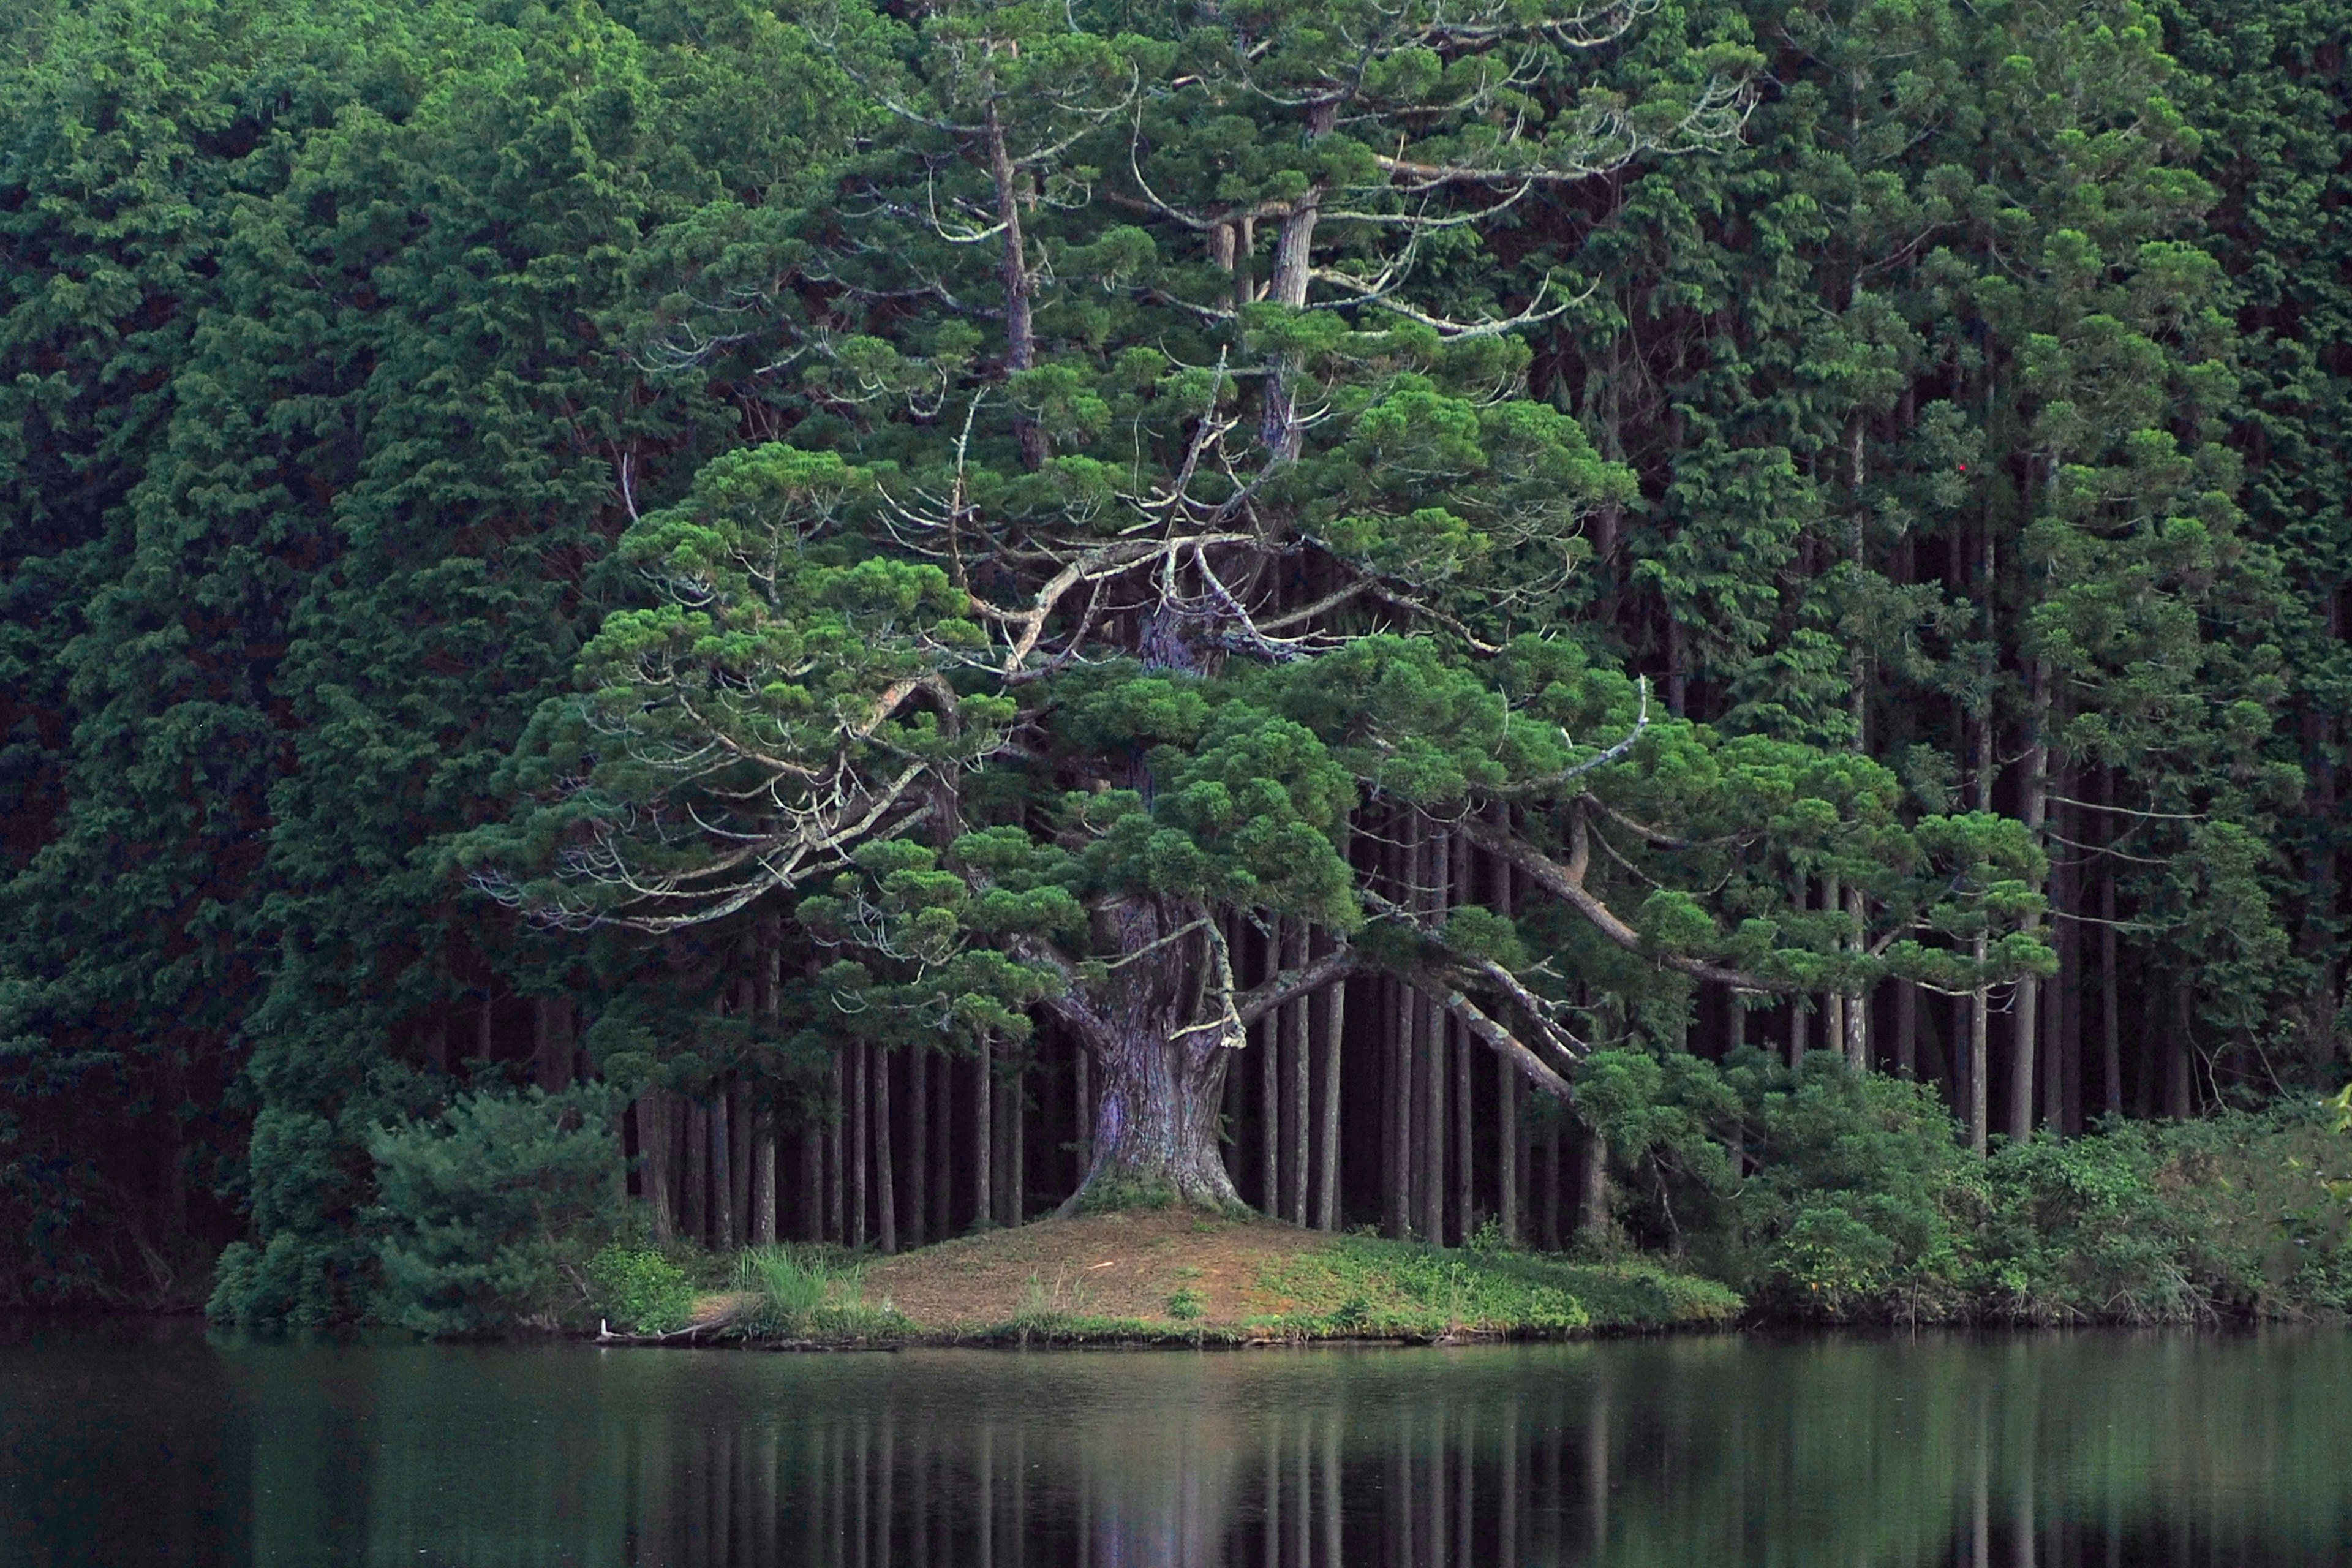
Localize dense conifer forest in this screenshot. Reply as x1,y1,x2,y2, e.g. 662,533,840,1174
1,0,2347,1328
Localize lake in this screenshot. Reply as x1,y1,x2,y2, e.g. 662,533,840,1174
0,1322,2342,1566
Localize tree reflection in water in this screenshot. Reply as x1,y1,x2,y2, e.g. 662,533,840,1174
6,1327,2350,1566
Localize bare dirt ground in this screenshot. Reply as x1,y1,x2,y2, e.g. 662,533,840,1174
859,1209,1334,1330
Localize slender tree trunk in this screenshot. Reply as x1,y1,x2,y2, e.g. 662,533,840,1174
2101,772,2125,1120
2134,966,2158,1120
1896,979,1918,1077
973,1037,994,1228
475,992,493,1065
908,1047,930,1248
984,101,1046,472
1315,952,1343,1233
1825,874,1847,1059
424,1019,448,1075
931,1049,952,1238
533,996,573,1093
1845,883,1870,1071
1259,919,1280,1213
1452,989,1473,1245
1493,829,1519,1245
797,1120,821,1243
1789,993,1808,1068
2010,660,2051,1142
1577,1130,1608,1245
2167,979,2194,1120
1285,925,1310,1227
826,1055,845,1244
1422,826,1449,1244
1008,1047,1027,1226
1969,934,1991,1157
1540,1117,1561,1251
753,1112,777,1247
873,1048,897,1254
729,1078,752,1249
850,1045,869,1249
639,1088,676,1243
684,1099,709,1244
710,1086,734,1249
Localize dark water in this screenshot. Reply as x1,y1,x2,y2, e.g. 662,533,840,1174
0,1323,2345,1567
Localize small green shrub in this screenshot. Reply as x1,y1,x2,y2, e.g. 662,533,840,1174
588,1245,696,1334
364,1085,623,1336
1167,1284,1205,1320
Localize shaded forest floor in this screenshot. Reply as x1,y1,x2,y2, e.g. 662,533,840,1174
670,1210,1741,1347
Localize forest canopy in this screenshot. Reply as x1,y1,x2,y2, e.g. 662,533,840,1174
0,0,2345,1322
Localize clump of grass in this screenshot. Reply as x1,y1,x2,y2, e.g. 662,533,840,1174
1167,1284,1206,1320
1248,1234,1741,1340
735,1245,909,1340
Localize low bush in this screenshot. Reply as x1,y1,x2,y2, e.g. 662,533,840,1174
587,1245,698,1335
736,1245,906,1338
1584,1046,2352,1324
364,1086,622,1336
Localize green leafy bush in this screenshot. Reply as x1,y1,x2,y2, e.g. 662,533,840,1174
736,1245,903,1337
364,1087,622,1336
587,1245,697,1335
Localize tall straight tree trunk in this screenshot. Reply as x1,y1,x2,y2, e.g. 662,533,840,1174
1824,875,1847,1058
931,1050,952,1238
1789,993,1808,1068
729,1080,753,1248
1453,1011,1474,1245
1383,815,1409,1237
2046,791,2076,1133
973,1037,994,1229
475,992,493,1066
1492,827,1520,1245
850,1044,869,1249
2010,660,2052,1142
1895,979,1918,1078
1421,824,1450,1244
710,1086,734,1249
1316,960,1344,1232
2166,979,2194,1120
826,1057,845,1244
1844,883,1870,1070
1541,1118,1562,1250
908,1048,929,1248
1284,924,1310,1227
753,1112,777,1247
797,1122,821,1243
684,1099,709,1244
1577,1131,1608,1245
1008,1050,1026,1226
1259,919,1280,1213
1969,934,1991,1157
639,1088,676,1242
2101,772,2125,1118
533,997,573,1092
873,1048,897,1254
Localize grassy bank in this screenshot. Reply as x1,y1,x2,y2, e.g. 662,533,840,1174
586,1212,1742,1348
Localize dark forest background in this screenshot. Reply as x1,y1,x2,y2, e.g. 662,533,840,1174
1,0,2346,1320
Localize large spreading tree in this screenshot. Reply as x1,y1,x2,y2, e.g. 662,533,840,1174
475,0,2049,1208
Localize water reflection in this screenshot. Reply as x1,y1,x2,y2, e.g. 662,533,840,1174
1,1325,2346,1566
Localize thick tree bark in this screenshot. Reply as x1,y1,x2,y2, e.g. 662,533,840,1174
1453,1009,1473,1245
1050,899,1256,1212
1577,1131,1608,1244
1073,1048,1093,1188
1844,882,1870,1071
2166,979,2194,1119
1492,832,1518,1246
1540,1118,1561,1251
797,1121,821,1243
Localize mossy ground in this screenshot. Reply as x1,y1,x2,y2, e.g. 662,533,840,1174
661,1210,1740,1347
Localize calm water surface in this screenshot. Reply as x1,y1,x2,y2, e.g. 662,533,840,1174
0,1322,2344,1566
